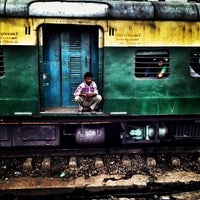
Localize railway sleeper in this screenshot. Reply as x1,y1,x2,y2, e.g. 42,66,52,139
0,152,200,197
0,155,200,200
6,153,200,175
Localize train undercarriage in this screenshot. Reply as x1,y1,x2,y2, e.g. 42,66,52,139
1,114,200,148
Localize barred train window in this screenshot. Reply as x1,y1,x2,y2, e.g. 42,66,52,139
135,50,170,78
189,50,200,78
0,48,4,77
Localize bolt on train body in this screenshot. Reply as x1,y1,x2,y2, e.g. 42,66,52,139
1,0,200,147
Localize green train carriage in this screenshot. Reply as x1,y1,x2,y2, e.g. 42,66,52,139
0,0,200,147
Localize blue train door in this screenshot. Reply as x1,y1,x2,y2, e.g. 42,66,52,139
42,26,98,108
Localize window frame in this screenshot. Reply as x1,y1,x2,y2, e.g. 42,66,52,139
134,50,170,79
189,50,200,78
0,48,4,77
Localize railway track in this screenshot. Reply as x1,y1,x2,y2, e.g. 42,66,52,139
1,145,200,158
0,146,200,199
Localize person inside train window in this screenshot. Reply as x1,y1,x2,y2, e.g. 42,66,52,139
189,54,200,78
189,66,200,78
145,58,167,78
74,72,102,114
156,58,167,78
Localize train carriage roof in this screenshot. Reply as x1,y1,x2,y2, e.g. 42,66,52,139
0,0,200,20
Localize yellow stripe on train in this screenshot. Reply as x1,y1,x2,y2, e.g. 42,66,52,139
0,18,200,46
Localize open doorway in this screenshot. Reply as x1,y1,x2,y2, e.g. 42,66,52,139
40,25,101,113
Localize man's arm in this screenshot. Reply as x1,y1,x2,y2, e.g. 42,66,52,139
74,83,84,96
86,93,97,98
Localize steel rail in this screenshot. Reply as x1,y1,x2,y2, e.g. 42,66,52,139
0,146,199,158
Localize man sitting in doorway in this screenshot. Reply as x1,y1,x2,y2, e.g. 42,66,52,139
74,72,102,114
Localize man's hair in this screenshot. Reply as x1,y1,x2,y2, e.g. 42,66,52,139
84,72,93,79
158,58,165,62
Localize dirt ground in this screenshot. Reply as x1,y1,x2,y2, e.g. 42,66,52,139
0,152,200,199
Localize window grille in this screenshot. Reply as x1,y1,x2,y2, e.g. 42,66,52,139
135,50,170,79
189,50,200,78
0,48,4,77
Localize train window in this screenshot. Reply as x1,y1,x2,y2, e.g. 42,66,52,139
189,51,200,78
0,48,4,77
135,50,170,79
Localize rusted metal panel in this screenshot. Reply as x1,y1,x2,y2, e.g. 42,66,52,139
75,126,105,144
0,18,37,46
1,17,200,46
0,0,5,15
2,0,28,16
0,0,200,20
109,2,154,19
196,3,200,17
0,126,12,147
153,2,199,20
12,125,60,146
104,20,200,47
